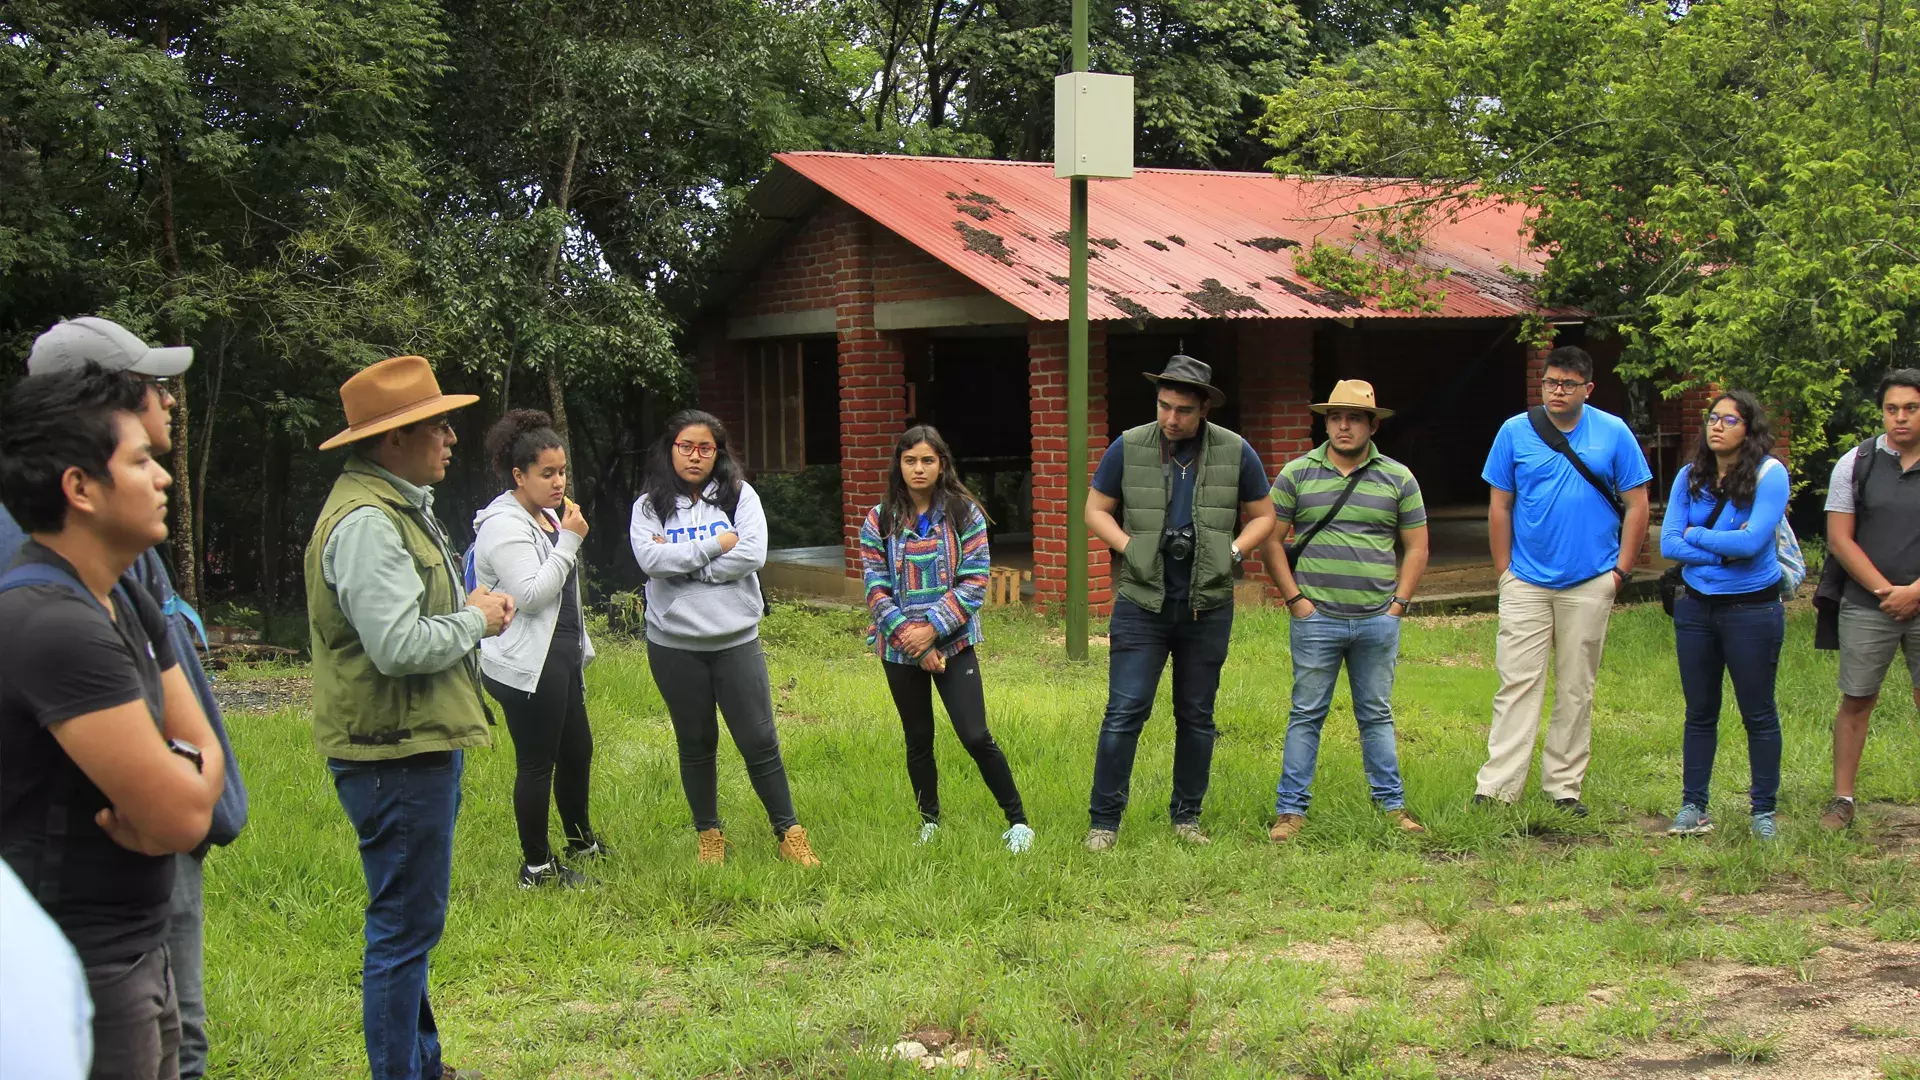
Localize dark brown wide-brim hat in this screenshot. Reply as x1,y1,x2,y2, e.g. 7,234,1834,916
1141,354,1226,407
318,355,479,451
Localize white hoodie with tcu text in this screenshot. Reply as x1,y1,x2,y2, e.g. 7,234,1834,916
627,481,767,651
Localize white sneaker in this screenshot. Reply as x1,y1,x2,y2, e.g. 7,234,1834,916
1003,824,1034,854
916,822,939,845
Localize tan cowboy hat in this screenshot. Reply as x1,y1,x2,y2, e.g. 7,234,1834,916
1310,379,1394,420
318,355,479,451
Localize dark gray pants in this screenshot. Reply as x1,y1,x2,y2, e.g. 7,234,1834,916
85,943,179,1080
166,853,206,1079
647,639,799,837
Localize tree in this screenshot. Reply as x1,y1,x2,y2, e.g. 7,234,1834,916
1261,0,1920,456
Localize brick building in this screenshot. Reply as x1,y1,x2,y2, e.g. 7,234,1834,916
692,152,1723,610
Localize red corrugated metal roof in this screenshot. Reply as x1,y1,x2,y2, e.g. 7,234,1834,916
774,151,1556,322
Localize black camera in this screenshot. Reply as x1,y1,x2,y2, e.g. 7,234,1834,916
1162,524,1195,562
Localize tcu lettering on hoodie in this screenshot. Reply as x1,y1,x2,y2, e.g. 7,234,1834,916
628,481,768,651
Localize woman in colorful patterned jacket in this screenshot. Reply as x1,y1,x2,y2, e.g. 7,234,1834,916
861,425,1033,853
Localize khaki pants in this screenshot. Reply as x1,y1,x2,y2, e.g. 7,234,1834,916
1475,570,1616,802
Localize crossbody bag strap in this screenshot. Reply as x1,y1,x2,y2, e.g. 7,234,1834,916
1529,405,1624,519
1286,465,1369,563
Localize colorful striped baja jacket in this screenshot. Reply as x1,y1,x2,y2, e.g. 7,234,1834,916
861,500,990,664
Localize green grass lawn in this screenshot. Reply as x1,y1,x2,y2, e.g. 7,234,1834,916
203,599,1919,1078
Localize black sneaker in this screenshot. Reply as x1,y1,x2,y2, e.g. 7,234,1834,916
1472,794,1499,807
564,832,610,860
1554,798,1590,818
519,860,587,889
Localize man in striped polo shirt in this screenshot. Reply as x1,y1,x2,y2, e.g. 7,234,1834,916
1262,380,1430,842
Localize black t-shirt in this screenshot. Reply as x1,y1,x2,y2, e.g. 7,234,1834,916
545,526,584,665
0,542,179,964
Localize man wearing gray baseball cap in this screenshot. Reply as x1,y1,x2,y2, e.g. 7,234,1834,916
3,316,248,1080
27,316,196,379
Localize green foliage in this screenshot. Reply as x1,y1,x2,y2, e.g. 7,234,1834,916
1292,239,1450,313
1261,0,1920,457
754,464,845,549
827,0,1312,167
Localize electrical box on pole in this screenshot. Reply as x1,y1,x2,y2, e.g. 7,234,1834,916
1054,73,1135,179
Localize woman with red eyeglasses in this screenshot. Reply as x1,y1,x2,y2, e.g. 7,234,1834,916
628,410,819,867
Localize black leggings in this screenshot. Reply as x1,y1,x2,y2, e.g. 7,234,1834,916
646,639,799,837
484,657,594,866
883,647,1026,827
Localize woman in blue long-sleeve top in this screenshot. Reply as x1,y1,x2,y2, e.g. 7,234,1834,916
1659,390,1790,840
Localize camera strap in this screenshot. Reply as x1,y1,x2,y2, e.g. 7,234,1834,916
1285,464,1370,568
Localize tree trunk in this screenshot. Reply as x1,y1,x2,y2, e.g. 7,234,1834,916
156,160,199,605
258,427,289,612
544,128,583,494
191,334,225,568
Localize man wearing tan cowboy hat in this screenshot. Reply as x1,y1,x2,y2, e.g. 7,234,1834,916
1262,380,1430,843
1083,354,1275,851
304,355,511,1080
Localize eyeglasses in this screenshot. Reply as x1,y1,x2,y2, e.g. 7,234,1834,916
1705,413,1744,429
672,441,717,460
1542,377,1587,392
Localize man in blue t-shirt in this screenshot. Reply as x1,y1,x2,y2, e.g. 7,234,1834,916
1082,355,1275,850
1474,346,1651,815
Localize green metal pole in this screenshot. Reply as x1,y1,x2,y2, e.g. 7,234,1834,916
1065,0,1090,661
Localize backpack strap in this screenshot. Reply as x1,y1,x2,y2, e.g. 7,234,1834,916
1852,441,1877,520
1529,406,1624,518
1285,464,1370,567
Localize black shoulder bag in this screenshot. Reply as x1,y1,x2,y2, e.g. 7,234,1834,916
1285,466,1369,569
1528,406,1624,519
1658,481,1729,617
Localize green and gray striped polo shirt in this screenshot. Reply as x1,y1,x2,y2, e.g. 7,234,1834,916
1270,443,1426,617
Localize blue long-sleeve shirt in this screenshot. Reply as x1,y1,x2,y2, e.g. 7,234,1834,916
1660,458,1789,595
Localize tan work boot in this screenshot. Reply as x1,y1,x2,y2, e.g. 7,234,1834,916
696,828,730,865
1385,809,1426,834
777,824,821,867
1172,821,1211,846
1268,814,1305,843
1085,827,1118,852
1818,797,1856,831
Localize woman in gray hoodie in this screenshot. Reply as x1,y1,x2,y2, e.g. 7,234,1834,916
473,410,603,888
629,410,819,868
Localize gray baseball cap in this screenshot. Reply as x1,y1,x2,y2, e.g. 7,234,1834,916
27,317,193,377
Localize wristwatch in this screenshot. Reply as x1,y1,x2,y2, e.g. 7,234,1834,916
1610,567,1630,584
168,738,205,774
1230,544,1244,565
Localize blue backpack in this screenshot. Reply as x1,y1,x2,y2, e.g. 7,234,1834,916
462,541,479,594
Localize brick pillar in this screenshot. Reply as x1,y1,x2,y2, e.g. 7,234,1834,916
1029,320,1110,613
835,211,907,578
695,324,745,436
1524,339,1553,408
1236,321,1315,594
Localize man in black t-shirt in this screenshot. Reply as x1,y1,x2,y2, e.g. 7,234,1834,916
0,366,227,1080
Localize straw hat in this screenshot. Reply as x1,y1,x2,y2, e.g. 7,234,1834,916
318,356,479,451
1310,379,1394,420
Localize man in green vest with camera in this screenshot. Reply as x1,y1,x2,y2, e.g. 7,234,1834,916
305,355,513,1080
1084,356,1275,850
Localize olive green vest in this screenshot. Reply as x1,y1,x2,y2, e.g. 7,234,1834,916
1116,421,1246,613
304,459,490,760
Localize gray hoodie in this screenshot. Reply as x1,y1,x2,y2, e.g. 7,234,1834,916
628,480,767,651
473,492,595,692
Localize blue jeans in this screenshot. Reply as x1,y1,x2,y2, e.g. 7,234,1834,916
329,751,463,1080
1274,611,1406,816
1674,593,1783,814
1088,598,1234,830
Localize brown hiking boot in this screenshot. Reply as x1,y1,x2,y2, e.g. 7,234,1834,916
1268,814,1305,843
696,828,730,865
1818,798,1856,831
777,824,821,867
1385,809,1427,834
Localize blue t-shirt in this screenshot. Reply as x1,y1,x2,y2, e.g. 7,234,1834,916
1482,406,1652,590
1091,431,1269,602
1659,458,1789,595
